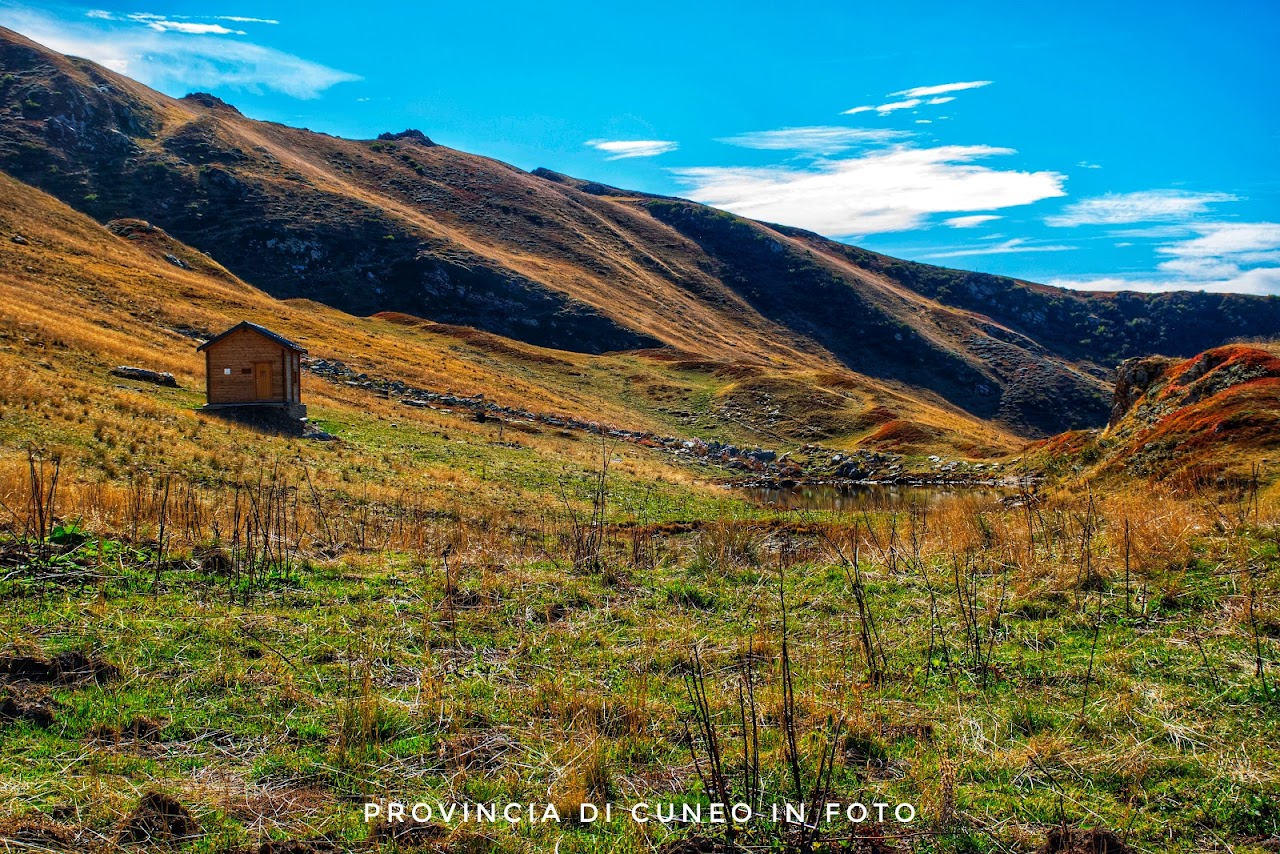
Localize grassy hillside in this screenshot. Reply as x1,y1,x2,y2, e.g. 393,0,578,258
1029,343,1280,485
4,25,1278,438
0,170,1278,853
0,170,1022,470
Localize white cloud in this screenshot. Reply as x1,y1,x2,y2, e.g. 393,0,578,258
1157,221,1280,260
925,238,1075,259
1051,221,1280,295
1077,161,1101,169
216,16,280,24
842,98,923,115
586,139,678,160
1154,222,1280,284
1051,270,1280,295
0,7,358,98
1045,189,1237,227
673,145,1066,237
915,119,932,124
944,214,1002,228
85,9,113,19
891,80,992,98
873,98,921,114
718,126,906,156
1107,224,1199,239
844,81,990,117
138,19,246,35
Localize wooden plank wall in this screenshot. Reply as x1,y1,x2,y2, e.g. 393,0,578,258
205,328,287,404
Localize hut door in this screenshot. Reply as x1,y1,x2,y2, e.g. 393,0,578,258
254,362,272,399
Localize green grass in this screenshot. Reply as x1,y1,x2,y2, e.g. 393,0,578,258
1,498,1277,853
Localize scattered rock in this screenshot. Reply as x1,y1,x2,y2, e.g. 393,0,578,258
10,234,28,245
117,791,198,845
1110,356,1178,426
110,365,179,387
163,253,188,269
181,92,242,114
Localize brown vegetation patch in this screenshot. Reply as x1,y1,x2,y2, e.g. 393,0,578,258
877,721,935,743
225,785,334,826
850,405,898,431
0,650,118,685
657,835,724,854
437,731,519,773
193,545,233,575
867,419,941,447
374,314,573,366
0,814,79,849
445,586,485,609
89,715,166,744
1035,826,1131,853
367,818,448,848
117,791,199,845
530,601,570,623
711,362,768,380
233,841,341,854
0,682,56,726
813,371,867,391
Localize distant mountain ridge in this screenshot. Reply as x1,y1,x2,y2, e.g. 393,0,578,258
1,25,1276,438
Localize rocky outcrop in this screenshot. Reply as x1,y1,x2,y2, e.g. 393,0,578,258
376,129,435,146
1109,355,1177,426
111,366,178,387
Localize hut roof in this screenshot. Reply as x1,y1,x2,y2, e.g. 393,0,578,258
197,321,307,354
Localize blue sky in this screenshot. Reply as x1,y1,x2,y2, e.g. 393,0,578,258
4,0,1279,294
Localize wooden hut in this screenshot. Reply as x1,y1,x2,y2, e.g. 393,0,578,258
197,322,307,419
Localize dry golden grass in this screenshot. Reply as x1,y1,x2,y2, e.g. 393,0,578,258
0,169,1022,462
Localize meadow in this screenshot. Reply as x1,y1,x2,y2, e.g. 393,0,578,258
2,436,1278,853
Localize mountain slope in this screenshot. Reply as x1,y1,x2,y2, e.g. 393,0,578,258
0,170,1025,465
1032,344,1280,483
1,25,1277,438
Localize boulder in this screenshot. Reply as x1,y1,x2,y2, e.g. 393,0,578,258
110,366,178,387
